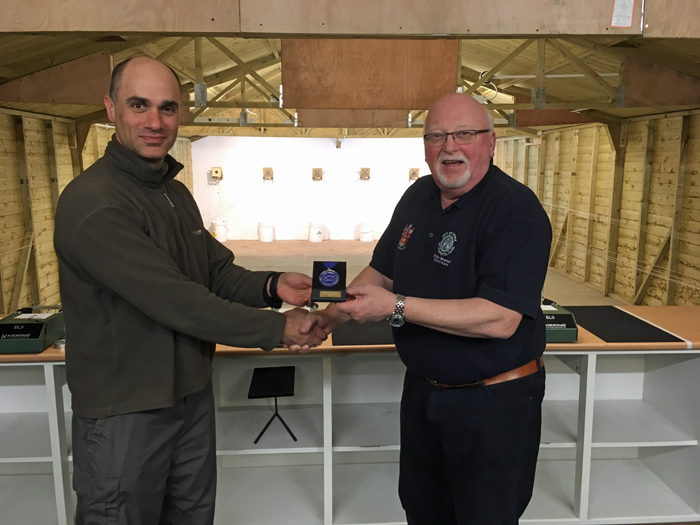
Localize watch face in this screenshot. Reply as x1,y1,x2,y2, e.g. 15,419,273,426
389,314,405,328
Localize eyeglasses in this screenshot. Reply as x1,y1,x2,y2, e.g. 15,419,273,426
423,129,491,146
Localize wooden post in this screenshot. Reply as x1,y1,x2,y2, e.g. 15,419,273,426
635,232,671,305
603,123,628,296
12,116,40,307
634,119,655,298
584,126,600,283
665,115,691,305
523,140,531,187
565,130,580,274
45,121,60,214
91,126,102,165
68,121,83,176
537,134,547,202
550,132,562,266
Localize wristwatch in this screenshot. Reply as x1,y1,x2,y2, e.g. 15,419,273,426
389,294,406,328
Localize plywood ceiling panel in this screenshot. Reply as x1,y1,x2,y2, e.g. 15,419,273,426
282,39,458,110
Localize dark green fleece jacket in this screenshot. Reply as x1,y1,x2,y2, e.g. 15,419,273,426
54,137,286,418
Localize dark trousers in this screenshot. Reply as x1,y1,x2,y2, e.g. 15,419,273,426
399,366,545,525
72,382,217,525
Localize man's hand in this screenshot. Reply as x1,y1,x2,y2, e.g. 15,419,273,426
275,272,314,307
282,307,328,353
301,305,350,337
335,284,396,323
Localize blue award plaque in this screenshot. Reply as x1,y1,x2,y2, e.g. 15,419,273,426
311,261,347,302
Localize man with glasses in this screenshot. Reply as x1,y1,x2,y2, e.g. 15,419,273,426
309,93,552,524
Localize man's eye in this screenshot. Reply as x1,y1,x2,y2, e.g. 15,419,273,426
162,106,176,113
456,131,471,138
131,103,144,109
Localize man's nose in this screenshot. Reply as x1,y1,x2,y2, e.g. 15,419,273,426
144,109,163,130
443,134,460,152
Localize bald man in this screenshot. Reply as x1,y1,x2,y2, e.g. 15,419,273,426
54,57,325,524
310,94,552,524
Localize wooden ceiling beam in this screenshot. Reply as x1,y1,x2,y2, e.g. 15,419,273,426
191,68,282,119
0,51,111,105
156,37,193,62
139,42,197,83
208,38,280,99
547,39,618,98
465,39,535,95
180,54,279,92
268,39,279,59
512,98,598,127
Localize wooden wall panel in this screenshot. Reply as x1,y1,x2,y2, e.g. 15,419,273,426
613,120,647,299
82,126,112,170
22,117,60,306
241,0,642,36
52,122,77,195
0,111,77,312
170,138,194,194
672,115,700,305
535,113,700,306
281,39,458,109
643,117,682,304
589,131,615,288
0,113,23,311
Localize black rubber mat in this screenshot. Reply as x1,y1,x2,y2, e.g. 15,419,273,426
562,306,683,343
332,319,395,346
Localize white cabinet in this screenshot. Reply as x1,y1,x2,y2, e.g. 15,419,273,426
2,349,699,525
210,350,700,525
0,363,72,525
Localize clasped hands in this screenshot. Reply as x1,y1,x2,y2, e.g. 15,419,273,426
277,272,396,354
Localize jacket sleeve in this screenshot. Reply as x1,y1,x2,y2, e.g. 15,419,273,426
202,227,273,308
64,204,286,351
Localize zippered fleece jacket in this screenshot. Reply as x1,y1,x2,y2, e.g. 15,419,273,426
54,137,287,418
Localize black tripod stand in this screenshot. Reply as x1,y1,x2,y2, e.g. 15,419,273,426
253,396,297,444
248,366,297,445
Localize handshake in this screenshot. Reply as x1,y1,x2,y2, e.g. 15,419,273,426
273,271,398,353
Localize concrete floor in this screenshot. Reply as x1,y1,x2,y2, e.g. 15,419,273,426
224,240,623,307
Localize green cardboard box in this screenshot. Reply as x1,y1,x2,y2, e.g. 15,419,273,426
0,312,65,354
543,304,578,343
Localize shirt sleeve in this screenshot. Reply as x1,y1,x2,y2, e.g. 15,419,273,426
369,204,403,280
476,217,552,319
66,205,286,350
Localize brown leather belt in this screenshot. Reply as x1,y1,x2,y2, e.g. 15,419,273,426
427,356,544,389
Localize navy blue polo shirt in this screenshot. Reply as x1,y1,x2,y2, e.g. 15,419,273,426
370,165,552,384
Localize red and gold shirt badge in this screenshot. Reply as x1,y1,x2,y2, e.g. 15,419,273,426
397,224,415,250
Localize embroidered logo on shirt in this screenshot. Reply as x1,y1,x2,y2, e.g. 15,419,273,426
397,224,415,250
437,232,457,256
193,229,203,235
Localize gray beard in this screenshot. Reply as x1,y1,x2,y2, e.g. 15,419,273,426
436,165,471,189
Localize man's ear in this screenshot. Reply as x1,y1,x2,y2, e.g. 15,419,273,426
104,95,116,123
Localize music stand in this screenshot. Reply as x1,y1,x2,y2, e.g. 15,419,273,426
247,366,297,444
